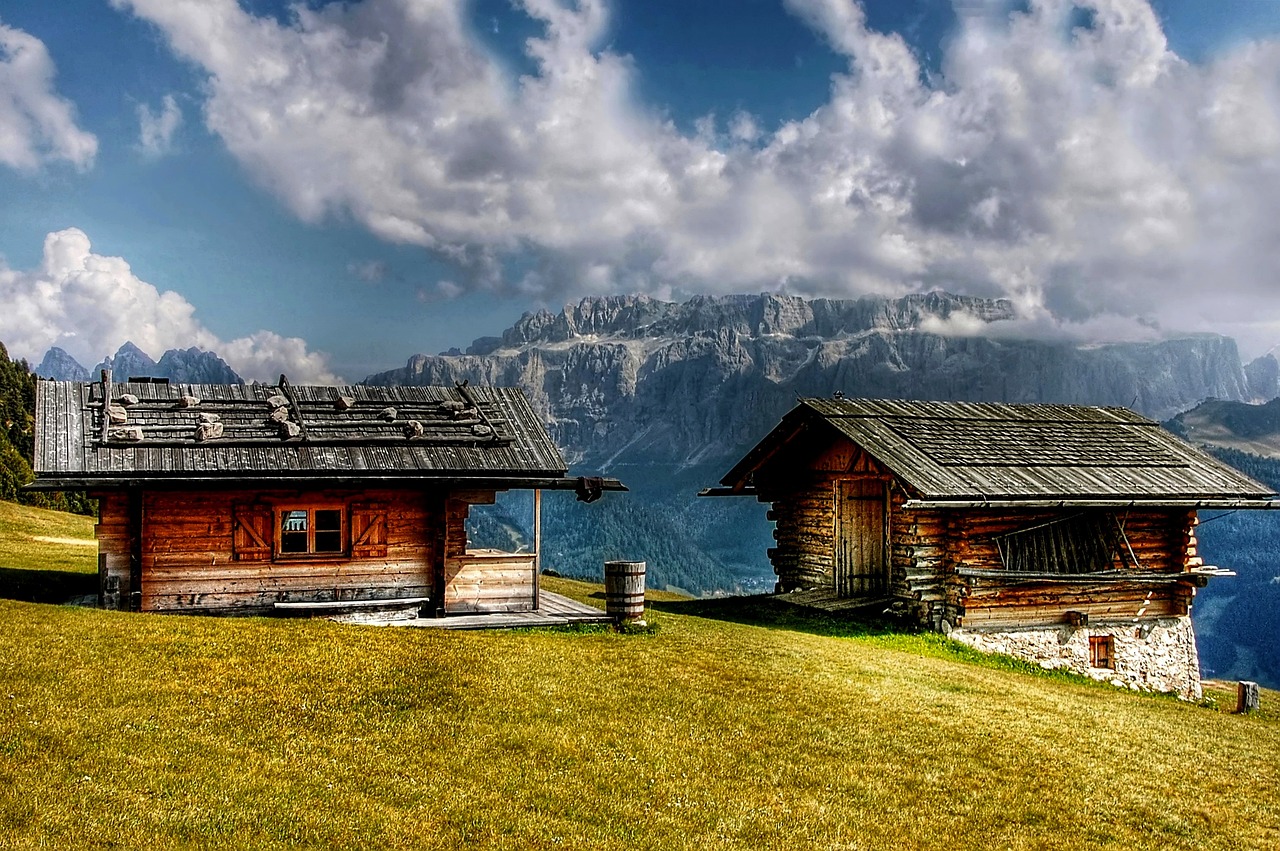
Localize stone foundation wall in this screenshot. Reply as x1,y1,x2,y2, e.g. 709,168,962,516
948,616,1202,700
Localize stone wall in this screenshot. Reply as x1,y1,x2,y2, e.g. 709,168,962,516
948,615,1203,700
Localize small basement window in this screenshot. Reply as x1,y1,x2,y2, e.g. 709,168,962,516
278,507,345,555
1090,635,1115,669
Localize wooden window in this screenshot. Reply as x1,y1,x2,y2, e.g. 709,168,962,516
1090,635,1115,669
277,507,346,557
351,502,389,559
233,503,273,562
994,511,1124,575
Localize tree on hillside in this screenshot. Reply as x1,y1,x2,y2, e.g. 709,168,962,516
0,342,92,514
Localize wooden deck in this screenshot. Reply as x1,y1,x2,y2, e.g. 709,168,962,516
399,591,612,630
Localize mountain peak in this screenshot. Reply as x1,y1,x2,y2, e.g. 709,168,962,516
35,347,90,382
33,343,244,385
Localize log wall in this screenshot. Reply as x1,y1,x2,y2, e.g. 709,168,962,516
756,437,893,593
947,509,1193,574
94,491,134,610
100,487,439,614
950,507,1196,630
760,470,838,591
886,491,951,625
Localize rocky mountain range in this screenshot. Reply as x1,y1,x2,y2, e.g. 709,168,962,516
367,292,1279,472
35,294,1279,463
35,343,242,385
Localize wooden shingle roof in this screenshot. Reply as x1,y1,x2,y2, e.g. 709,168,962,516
719,398,1275,508
32,377,611,490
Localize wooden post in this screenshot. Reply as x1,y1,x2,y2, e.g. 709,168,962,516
605,560,646,625
533,489,542,610
127,488,143,612
276,374,310,440
1237,681,1260,714
99,369,112,444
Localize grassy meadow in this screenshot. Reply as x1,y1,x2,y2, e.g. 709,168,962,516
0,505,1278,850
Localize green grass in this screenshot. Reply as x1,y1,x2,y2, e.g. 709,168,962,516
0,506,1278,849
0,499,97,603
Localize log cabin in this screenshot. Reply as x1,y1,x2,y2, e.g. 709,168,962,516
704,398,1276,699
31,372,623,619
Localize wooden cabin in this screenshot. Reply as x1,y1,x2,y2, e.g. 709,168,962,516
31,373,622,619
706,398,1276,698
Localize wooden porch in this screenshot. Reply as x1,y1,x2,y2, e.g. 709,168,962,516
400,590,612,630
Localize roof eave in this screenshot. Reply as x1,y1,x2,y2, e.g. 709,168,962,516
28,473,625,492
902,497,1280,510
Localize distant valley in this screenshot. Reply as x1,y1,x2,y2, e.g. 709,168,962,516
1166,397,1280,459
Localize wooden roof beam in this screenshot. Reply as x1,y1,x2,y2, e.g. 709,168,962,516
276,374,310,441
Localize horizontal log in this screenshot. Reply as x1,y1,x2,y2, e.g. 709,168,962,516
960,599,1183,628
144,574,433,601
444,601,535,614
144,584,434,612
444,584,533,600
143,557,430,579
445,569,536,586
962,587,1187,609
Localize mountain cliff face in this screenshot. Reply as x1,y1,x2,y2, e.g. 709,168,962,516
366,293,1258,469
35,347,90,382
152,347,241,384
1245,353,1280,400
34,343,242,385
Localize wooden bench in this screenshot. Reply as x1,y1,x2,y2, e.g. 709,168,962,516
273,597,431,622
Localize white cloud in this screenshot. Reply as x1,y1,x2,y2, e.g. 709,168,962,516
110,0,1280,358
0,228,340,383
136,93,182,157
348,259,389,283
0,21,97,171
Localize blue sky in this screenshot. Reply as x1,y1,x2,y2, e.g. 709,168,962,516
2,0,1280,381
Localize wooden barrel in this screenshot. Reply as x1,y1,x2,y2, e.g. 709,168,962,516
604,560,646,623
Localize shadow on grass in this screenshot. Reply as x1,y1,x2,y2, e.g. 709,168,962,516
643,593,916,640
0,566,96,605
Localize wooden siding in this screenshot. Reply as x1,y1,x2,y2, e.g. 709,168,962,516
949,507,1197,629
957,577,1192,628
444,552,538,613
118,488,438,614
887,493,950,621
947,509,1194,574
94,492,134,610
761,471,837,590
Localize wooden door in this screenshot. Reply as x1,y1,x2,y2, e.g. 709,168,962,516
834,479,886,596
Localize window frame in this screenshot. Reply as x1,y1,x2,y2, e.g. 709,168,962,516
1089,635,1115,670
274,504,349,559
